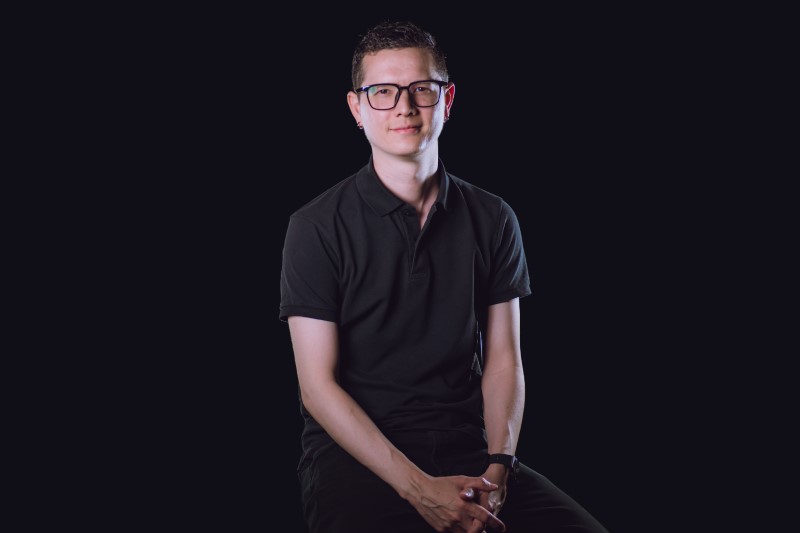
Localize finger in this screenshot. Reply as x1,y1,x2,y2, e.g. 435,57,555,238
468,505,505,532
463,478,499,494
480,477,498,490
465,517,486,533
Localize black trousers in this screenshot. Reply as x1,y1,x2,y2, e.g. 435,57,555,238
298,430,608,533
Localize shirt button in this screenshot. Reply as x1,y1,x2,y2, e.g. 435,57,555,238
403,209,415,216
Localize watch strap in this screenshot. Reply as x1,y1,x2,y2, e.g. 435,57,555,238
487,453,519,477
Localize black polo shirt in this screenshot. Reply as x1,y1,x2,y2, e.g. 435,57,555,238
279,158,531,465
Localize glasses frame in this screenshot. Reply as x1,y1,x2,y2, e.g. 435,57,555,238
354,79,449,110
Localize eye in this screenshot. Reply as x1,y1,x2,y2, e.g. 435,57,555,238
367,85,397,98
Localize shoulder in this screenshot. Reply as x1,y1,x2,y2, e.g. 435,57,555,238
447,172,518,222
289,172,359,225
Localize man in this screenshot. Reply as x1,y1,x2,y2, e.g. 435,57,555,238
280,20,607,533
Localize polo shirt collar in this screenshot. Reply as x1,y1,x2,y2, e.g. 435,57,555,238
356,157,452,217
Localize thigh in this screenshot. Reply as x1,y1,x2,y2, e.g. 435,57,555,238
299,443,434,533
488,466,609,533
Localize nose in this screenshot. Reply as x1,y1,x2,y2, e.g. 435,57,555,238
394,87,416,114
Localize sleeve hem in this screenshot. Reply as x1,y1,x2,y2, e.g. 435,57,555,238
279,305,339,324
487,286,532,306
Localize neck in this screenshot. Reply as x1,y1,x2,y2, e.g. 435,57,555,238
372,150,439,211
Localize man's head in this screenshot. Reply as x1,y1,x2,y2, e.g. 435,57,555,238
347,21,454,161
351,20,448,90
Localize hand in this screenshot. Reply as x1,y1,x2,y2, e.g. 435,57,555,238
406,475,506,532
460,467,509,532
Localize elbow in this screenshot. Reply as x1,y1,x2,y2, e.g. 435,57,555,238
298,379,335,418
299,385,317,413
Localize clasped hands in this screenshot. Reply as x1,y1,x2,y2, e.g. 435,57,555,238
409,473,507,533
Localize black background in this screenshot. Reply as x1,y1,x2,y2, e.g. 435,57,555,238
82,7,761,532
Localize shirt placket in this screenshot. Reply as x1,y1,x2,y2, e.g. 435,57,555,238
399,205,436,280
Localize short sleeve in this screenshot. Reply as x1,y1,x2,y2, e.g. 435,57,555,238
487,201,531,305
279,215,340,323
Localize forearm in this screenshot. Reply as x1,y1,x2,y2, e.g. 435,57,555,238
301,380,428,499
481,365,525,456
481,299,525,458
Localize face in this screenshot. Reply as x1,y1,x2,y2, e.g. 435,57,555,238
348,48,454,160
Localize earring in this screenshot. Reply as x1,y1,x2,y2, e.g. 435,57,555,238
357,122,364,130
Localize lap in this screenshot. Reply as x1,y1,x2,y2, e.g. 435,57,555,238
299,433,607,533
299,442,432,533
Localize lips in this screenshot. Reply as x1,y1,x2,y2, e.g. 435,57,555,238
391,125,422,132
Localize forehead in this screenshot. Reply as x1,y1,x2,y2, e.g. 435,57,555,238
361,47,439,85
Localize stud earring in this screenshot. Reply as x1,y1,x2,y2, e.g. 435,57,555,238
357,122,363,130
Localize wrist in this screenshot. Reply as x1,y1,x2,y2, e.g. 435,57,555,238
486,462,510,483
397,467,432,502
486,453,520,481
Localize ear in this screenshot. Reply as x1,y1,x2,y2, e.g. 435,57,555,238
443,83,455,121
347,91,363,126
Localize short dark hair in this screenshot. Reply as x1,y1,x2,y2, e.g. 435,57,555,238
351,20,448,90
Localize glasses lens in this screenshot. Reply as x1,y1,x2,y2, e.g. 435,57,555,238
367,85,399,110
408,81,442,107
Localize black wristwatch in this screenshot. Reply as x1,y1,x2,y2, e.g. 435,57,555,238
487,453,520,479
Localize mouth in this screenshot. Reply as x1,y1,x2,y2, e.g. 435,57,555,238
390,125,422,134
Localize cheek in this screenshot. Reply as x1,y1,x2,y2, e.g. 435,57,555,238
427,111,445,132
363,113,382,129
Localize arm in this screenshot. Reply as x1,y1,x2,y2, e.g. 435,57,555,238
476,298,525,514
288,315,505,533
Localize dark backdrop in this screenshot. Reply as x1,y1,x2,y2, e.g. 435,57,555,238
103,9,734,532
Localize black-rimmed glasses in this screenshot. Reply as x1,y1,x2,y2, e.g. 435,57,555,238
354,80,448,110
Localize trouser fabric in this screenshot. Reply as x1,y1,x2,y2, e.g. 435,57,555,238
298,430,608,533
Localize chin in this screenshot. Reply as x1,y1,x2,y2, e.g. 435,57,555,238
391,139,434,157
